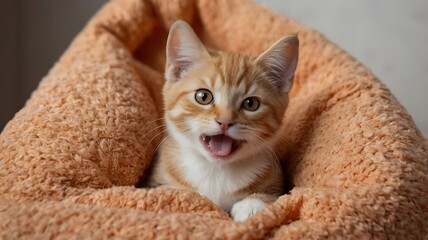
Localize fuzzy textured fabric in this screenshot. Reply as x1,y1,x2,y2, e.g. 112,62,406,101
1,0,427,239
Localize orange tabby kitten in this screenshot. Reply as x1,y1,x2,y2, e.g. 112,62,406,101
148,20,298,221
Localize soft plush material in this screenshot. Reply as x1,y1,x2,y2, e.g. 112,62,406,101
1,0,427,238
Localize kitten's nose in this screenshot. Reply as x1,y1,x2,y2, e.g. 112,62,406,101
215,118,234,131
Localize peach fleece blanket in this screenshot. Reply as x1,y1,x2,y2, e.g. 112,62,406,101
1,0,427,238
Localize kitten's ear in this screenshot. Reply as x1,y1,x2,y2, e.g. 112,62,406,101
255,35,299,93
166,20,209,81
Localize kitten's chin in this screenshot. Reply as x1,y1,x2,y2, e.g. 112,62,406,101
200,134,243,160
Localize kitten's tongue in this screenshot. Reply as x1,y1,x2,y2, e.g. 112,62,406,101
208,135,234,157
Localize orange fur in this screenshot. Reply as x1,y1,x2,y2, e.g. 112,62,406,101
148,21,298,221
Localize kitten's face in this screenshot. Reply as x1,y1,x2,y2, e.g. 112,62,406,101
163,21,298,164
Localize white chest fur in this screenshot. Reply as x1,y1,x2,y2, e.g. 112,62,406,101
177,148,267,212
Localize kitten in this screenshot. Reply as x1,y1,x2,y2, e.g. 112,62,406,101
148,20,298,222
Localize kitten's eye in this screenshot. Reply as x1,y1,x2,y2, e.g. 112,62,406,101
195,89,213,105
242,97,260,111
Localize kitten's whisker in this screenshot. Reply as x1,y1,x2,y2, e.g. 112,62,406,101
246,138,278,167
277,137,291,147
153,135,170,155
146,120,191,136
248,134,279,164
148,128,168,145
148,125,194,145
249,141,264,159
145,117,166,127
149,129,193,156
246,135,266,155
146,124,167,135
242,126,273,135
244,126,291,149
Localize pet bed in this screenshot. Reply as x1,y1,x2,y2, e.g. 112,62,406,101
1,0,427,238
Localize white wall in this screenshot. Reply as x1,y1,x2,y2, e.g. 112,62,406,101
257,0,428,135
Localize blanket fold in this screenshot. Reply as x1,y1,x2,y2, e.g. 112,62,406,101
1,0,427,238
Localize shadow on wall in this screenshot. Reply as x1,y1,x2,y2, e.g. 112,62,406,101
0,0,107,131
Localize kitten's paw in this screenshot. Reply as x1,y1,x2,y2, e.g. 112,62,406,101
231,198,266,222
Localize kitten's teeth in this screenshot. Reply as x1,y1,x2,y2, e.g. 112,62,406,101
201,135,211,144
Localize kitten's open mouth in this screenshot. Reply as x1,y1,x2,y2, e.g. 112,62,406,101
200,134,243,158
